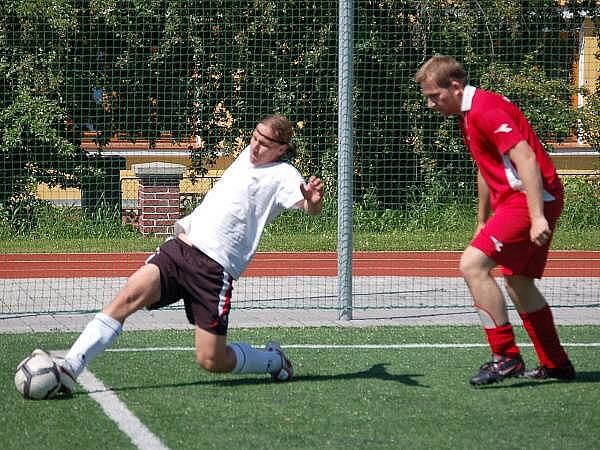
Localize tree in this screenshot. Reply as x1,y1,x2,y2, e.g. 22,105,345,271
0,0,82,203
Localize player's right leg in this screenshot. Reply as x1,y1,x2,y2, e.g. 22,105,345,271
57,263,162,393
102,263,161,322
460,246,524,386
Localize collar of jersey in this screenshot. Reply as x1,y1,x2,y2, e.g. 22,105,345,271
461,85,477,112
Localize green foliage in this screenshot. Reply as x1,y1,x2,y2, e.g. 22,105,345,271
0,202,139,239
263,173,599,246
0,1,596,234
264,188,475,236
0,0,122,215
560,175,600,229
351,0,586,209
0,91,79,202
264,197,337,235
479,57,579,148
580,92,600,150
0,195,47,236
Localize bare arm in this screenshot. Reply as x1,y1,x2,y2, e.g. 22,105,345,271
507,140,550,247
475,169,491,235
297,175,324,215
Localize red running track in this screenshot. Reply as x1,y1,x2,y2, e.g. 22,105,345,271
0,251,599,278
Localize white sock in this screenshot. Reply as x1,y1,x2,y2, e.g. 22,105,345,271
63,312,122,377
229,342,282,374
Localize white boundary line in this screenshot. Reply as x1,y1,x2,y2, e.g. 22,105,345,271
103,342,600,352
51,351,169,450
78,369,170,450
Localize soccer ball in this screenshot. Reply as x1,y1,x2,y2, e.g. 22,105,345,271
14,349,62,400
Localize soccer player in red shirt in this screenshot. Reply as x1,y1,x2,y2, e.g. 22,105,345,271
415,55,575,385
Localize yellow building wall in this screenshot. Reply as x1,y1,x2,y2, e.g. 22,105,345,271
581,18,600,100
37,158,232,203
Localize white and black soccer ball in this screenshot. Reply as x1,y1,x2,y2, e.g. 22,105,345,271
14,349,61,400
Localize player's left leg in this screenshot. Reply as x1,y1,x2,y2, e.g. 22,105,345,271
460,245,511,326
194,327,293,381
194,327,236,372
504,275,575,380
179,241,294,381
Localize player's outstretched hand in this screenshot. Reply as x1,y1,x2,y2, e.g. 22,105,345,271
300,176,324,215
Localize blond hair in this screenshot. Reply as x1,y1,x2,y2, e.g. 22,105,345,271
415,55,467,88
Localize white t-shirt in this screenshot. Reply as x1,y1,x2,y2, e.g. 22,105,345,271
175,146,305,279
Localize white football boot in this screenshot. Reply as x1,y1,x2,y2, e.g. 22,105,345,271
265,341,293,382
54,358,77,395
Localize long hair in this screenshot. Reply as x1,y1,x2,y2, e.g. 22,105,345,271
259,115,298,161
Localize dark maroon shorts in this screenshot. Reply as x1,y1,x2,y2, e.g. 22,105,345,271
145,238,233,335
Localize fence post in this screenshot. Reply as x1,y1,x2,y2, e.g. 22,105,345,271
132,162,186,238
338,0,354,320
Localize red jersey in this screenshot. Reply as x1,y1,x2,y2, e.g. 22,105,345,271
458,86,563,209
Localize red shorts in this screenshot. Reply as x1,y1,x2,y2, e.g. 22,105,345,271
145,238,233,335
471,197,563,278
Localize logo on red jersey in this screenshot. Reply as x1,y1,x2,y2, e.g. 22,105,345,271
490,236,504,253
494,123,512,134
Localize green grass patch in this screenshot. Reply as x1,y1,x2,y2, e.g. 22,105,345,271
2,326,600,449
0,237,164,254
1,226,596,253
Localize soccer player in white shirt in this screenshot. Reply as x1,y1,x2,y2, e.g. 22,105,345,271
55,115,324,393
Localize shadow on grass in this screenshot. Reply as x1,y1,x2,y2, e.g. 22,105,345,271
473,370,600,389
78,363,428,396
293,362,427,387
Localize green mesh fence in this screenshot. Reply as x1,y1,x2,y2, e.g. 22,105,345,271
0,1,598,316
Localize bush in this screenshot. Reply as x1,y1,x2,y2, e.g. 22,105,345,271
559,176,600,229
1,175,595,242
0,195,49,235
580,93,600,150
479,58,578,148
0,203,138,239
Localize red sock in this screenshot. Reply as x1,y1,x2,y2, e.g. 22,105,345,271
519,305,569,368
484,324,521,358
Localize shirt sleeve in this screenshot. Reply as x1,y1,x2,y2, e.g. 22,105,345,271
475,108,524,155
277,165,306,209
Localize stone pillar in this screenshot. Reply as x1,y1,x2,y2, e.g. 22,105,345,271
132,162,186,237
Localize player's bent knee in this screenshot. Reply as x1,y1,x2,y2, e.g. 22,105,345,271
196,348,231,373
458,259,470,278
196,352,229,373
460,248,493,281
459,257,480,280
